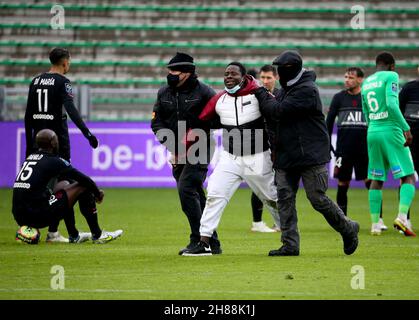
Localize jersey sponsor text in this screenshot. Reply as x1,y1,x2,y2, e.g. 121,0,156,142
33,114,54,120
13,182,31,189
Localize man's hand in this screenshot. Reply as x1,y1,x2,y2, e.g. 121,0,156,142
95,190,105,204
252,86,272,96
404,130,413,147
87,133,99,148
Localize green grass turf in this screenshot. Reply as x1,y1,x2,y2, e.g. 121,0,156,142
0,187,418,300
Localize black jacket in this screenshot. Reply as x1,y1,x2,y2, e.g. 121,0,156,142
255,70,331,169
399,79,419,133
266,87,281,151
151,75,216,161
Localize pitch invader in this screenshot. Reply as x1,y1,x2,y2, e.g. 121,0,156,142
361,52,416,236
326,67,387,231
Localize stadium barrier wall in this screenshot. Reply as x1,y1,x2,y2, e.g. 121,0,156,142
0,121,408,188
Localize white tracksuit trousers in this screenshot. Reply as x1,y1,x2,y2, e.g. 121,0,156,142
200,150,280,237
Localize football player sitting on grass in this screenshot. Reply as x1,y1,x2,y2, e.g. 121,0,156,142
13,129,122,244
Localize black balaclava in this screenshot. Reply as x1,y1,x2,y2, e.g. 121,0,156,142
166,52,196,88
273,50,303,88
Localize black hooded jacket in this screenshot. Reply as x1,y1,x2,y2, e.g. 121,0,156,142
151,75,216,158
254,70,331,169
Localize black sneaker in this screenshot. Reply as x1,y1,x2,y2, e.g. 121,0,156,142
209,239,222,255
342,221,360,255
178,241,198,255
182,241,212,256
211,245,222,255
268,246,299,256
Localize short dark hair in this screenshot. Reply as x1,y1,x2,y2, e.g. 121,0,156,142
49,47,70,65
260,64,278,76
376,52,395,67
227,62,247,76
346,67,364,78
247,68,257,78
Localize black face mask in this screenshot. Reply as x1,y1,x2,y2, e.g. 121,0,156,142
167,74,180,88
277,64,302,88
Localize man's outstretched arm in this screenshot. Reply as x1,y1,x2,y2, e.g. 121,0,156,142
62,80,98,148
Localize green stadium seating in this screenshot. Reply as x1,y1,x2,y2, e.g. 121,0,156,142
0,40,417,51
1,1,418,121
1,22,419,32
0,58,417,69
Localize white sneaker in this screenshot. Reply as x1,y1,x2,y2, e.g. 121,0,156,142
92,230,123,244
378,218,388,231
69,232,92,243
46,231,69,243
251,221,276,233
371,223,382,236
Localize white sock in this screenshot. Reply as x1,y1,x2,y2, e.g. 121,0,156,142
398,213,408,221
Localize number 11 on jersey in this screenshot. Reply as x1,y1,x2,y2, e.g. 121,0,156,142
36,89,48,112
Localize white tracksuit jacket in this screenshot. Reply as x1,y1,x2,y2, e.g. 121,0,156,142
199,92,281,238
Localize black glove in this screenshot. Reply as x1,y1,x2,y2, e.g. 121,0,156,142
86,132,98,148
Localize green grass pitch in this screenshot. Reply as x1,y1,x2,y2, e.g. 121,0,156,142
0,187,418,300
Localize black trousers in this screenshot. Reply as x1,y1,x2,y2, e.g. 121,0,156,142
275,164,352,250
172,163,220,247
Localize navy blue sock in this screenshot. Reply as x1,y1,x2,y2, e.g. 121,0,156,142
251,192,263,222
79,192,102,239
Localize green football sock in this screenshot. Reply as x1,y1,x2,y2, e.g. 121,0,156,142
399,183,415,216
369,189,382,224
